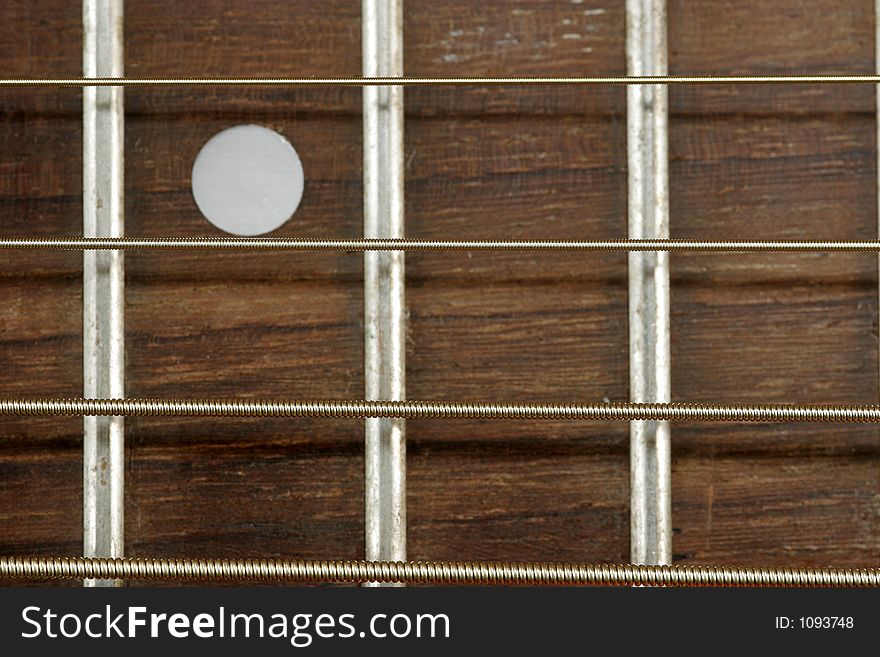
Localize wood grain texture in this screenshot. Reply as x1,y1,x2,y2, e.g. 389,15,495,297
0,0,877,586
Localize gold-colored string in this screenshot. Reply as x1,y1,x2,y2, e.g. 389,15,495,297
2,397,880,423
4,237,880,252
3,75,880,87
0,556,876,586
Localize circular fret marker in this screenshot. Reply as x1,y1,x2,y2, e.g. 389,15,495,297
191,125,304,236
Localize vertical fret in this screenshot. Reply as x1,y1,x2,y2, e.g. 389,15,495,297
626,0,672,565
362,0,406,583
83,0,125,587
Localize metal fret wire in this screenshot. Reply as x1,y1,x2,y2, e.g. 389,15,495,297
4,75,880,86
3,397,880,422
627,0,671,567
0,556,877,586
82,0,125,588
6,237,880,251
362,0,407,575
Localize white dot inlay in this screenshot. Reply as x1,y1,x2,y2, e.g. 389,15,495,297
191,125,304,236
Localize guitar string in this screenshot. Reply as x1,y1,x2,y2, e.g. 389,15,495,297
3,74,880,86
3,397,880,423
4,237,880,251
0,556,877,587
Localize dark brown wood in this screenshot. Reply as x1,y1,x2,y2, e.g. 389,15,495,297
0,0,877,586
